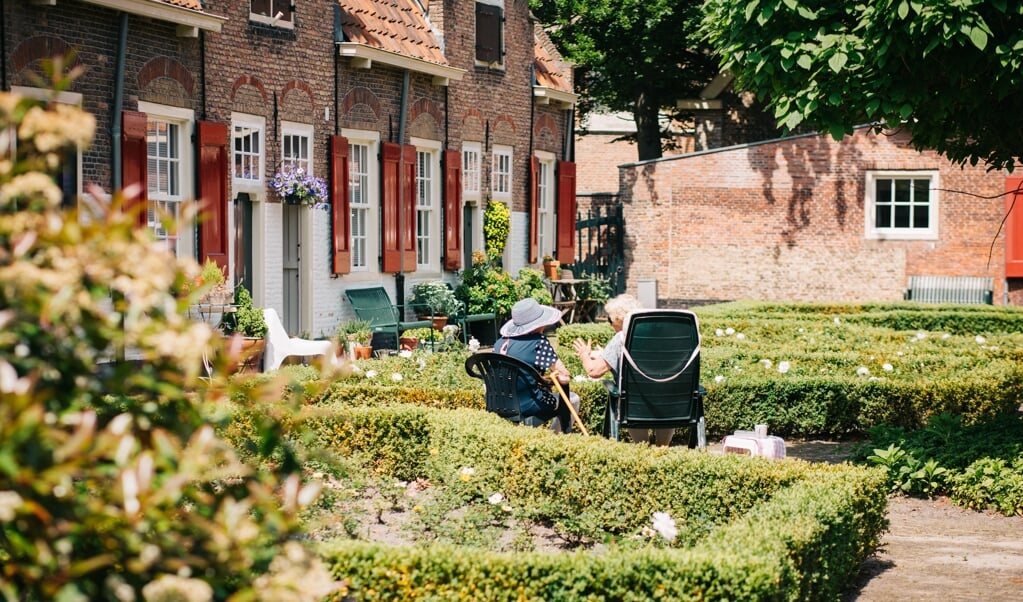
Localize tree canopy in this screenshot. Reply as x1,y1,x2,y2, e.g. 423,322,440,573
531,0,717,161
700,0,1023,171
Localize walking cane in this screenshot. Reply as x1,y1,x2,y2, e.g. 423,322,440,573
548,374,590,436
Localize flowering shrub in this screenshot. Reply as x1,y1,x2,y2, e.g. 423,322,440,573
0,80,335,600
270,167,328,206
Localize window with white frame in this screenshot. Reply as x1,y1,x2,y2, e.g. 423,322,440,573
413,139,441,268
232,114,264,195
462,142,482,203
345,130,379,271
140,101,194,257
492,145,512,201
865,171,938,240
475,0,504,66
250,0,293,28
281,122,312,174
12,86,83,209
536,153,556,257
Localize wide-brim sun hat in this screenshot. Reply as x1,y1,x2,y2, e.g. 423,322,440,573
499,298,562,337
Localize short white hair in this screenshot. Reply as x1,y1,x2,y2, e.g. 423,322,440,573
604,294,642,323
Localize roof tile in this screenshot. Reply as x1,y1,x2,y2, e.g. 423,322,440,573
534,34,572,93
340,0,448,66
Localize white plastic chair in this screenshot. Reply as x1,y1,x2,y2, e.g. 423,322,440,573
262,308,337,371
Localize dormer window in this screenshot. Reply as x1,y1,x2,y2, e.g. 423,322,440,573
251,0,293,28
475,1,503,67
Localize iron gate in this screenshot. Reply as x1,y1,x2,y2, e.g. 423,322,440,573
572,204,624,295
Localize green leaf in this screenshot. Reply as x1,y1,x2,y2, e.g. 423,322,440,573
745,1,759,22
900,104,914,120
969,26,988,51
828,123,847,140
784,111,804,131
797,54,813,70
897,1,909,20
828,52,848,73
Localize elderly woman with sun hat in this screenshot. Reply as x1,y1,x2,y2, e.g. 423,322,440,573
493,298,580,434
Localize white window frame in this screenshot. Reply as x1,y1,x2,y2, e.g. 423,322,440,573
462,141,482,205
344,129,379,273
535,151,556,258
138,101,195,259
280,121,313,175
232,113,265,196
412,137,442,270
491,144,512,202
864,170,939,241
12,86,83,209
249,0,294,29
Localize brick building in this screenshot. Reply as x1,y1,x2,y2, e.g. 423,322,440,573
617,127,1017,306
2,0,577,340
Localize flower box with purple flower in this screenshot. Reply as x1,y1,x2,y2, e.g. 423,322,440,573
270,167,328,207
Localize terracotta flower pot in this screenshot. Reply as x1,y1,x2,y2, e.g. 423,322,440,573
352,345,373,360
399,336,419,351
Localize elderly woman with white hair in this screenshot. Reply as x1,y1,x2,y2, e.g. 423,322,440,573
573,294,675,446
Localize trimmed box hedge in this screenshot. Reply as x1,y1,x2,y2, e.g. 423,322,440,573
229,404,887,600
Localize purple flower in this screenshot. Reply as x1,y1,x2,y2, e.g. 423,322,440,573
270,167,328,206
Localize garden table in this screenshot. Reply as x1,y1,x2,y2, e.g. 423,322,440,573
547,278,589,324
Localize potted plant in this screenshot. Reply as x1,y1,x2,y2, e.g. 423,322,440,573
269,166,328,207
338,319,373,359
542,254,560,280
197,258,233,305
410,281,462,330
220,285,268,372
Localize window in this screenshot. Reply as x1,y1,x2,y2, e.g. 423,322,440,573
475,1,503,66
12,87,82,208
232,114,264,195
413,139,441,268
250,0,293,28
345,130,378,271
140,101,194,257
281,121,312,173
492,145,512,201
536,154,555,257
865,171,938,240
462,142,481,203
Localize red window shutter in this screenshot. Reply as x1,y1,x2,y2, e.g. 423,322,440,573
529,156,539,264
381,142,418,273
443,150,462,271
196,121,229,270
120,110,148,228
402,144,417,271
1006,177,1023,277
331,135,351,275
555,160,576,264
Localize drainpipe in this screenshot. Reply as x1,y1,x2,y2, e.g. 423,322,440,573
1,0,8,90
111,12,128,193
395,69,410,307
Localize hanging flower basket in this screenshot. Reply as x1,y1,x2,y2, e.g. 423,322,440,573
270,167,328,207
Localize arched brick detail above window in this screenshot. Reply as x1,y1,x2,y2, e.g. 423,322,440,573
282,80,315,110
491,114,517,145
11,36,76,74
533,114,557,141
230,75,269,104
409,97,442,126
461,109,485,140
137,56,195,97
340,87,381,120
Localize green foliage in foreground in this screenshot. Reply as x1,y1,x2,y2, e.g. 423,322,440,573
227,403,887,600
0,81,335,600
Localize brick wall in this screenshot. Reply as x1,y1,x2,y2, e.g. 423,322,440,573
3,1,203,192
618,128,1010,306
